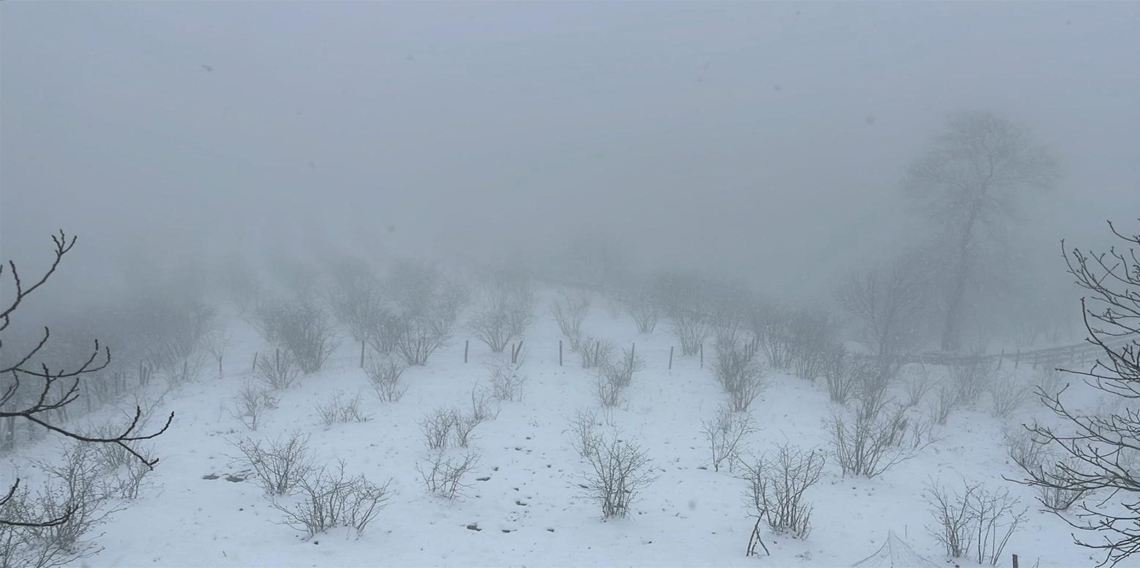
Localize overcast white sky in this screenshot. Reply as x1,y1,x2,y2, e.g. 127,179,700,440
2,2,1138,298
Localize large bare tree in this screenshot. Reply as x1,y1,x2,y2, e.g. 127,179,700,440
1,232,173,527
905,111,1058,351
1017,220,1140,566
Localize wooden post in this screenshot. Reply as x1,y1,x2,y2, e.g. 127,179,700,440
997,350,1004,369
700,343,704,369
1015,349,1020,369
1012,553,1019,568
559,340,563,366
669,346,674,370
629,343,636,368
464,340,469,364
360,341,366,368
252,351,258,373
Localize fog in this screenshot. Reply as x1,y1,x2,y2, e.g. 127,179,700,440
2,1,1138,308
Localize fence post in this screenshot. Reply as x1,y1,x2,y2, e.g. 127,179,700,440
559,340,563,366
1015,349,1020,369
252,351,258,373
997,350,1004,370
669,346,674,371
360,341,366,368
700,343,704,369
464,340,469,364
1012,553,1019,568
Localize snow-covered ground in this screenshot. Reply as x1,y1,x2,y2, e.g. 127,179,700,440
3,291,1108,568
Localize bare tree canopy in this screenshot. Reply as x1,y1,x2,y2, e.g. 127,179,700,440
906,111,1059,351
1,232,174,528
1017,220,1140,567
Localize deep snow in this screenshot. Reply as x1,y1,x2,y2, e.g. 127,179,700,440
2,291,1110,568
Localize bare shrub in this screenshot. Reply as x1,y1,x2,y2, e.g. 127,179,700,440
925,478,1027,565
551,291,591,349
266,301,340,374
256,349,301,391
626,292,660,334
1004,427,1047,471
270,460,391,538
713,340,765,412
989,373,1029,418
468,279,535,353
233,380,279,431
486,359,527,402
951,354,996,406
594,373,624,408
468,386,499,423
578,336,615,369
903,367,935,408
599,346,643,390
567,409,602,460
453,411,484,448
392,312,452,366
203,329,230,378
326,261,383,343
830,404,927,478
110,460,152,500
234,433,316,496
1034,458,1088,511
419,408,458,450
418,451,479,499
741,444,825,540
7,443,121,568
821,348,858,405
577,431,655,518
164,354,207,389
364,356,407,402
144,301,216,373
701,404,756,472
314,392,370,426
1035,367,1065,399
928,385,959,425
786,308,836,381
672,312,710,357
362,308,401,357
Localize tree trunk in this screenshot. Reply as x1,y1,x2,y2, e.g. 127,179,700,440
941,206,980,351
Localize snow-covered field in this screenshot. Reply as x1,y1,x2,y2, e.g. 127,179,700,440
4,290,1105,568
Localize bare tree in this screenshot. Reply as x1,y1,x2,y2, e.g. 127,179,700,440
1,232,173,528
551,291,591,350
837,258,925,374
905,111,1058,351
1016,220,1140,566
577,431,655,518
741,444,825,541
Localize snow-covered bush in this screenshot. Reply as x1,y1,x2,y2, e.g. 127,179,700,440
255,300,340,374
468,276,535,353
486,359,527,402
829,404,926,478
417,451,479,499
671,312,710,357
271,460,391,538
925,478,1027,565
951,354,996,406
419,408,458,450
234,433,316,496
701,404,756,472
625,291,660,334
577,431,655,518
314,392,370,426
256,348,301,391
233,379,278,431
551,291,591,350
712,340,765,412
741,444,825,540
578,336,615,369
988,372,1029,418
821,348,858,405
599,346,643,390
364,355,407,402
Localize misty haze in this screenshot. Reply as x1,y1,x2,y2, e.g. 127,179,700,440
2,2,1139,567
